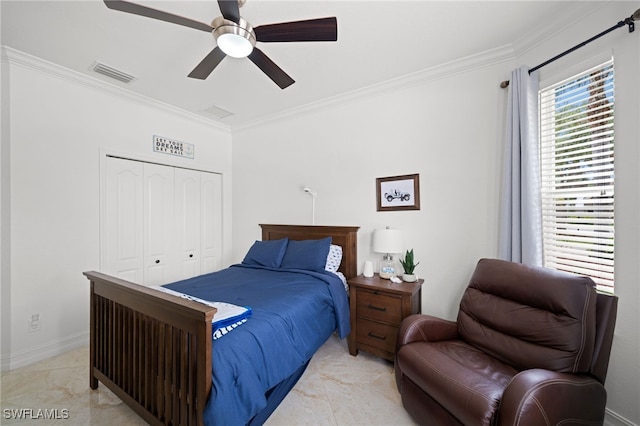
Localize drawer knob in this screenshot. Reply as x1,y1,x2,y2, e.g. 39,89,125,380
367,304,387,312
368,332,387,341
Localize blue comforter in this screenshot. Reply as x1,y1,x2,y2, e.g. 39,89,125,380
164,264,350,425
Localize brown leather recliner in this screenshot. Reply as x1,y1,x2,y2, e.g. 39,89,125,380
395,258,618,426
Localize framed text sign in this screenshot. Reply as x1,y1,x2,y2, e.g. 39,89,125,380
153,135,194,159
376,173,420,211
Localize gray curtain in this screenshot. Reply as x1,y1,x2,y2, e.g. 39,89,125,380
498,66,543,266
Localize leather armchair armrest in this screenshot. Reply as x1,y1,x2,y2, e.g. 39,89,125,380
396,314,459,352
498,369,607,426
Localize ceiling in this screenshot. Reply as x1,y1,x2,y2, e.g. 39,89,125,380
2,1,592,128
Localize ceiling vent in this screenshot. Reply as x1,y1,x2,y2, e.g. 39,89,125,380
202,104,234,119
90,61,136,84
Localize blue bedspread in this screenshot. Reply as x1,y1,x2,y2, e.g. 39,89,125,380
164,264,350,425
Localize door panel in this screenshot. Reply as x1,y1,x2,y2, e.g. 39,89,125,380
201,173,222,273
143,163,175,285
105,157,143,283
175,168,201,280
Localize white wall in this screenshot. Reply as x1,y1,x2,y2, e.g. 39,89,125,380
0,3,11,373
232,59,507,321
231,2,639,424
0,48,233,369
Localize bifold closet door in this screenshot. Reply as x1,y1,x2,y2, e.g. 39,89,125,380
173,169,222,279
143,163,175,286
104,157,144,283
104,157,222,285
200,172,223,273
174,168,202,280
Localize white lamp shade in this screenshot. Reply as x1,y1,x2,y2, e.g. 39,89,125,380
373,228,404,254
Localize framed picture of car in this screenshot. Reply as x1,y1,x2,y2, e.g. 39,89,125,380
376,173,420,211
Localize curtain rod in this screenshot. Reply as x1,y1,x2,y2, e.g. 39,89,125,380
500,8,640,88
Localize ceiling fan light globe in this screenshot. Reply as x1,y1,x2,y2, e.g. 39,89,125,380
217,33,253,57
212,17,256,58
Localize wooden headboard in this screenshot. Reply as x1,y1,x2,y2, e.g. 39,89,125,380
260,224,360,280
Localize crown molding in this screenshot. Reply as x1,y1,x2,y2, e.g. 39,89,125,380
2,1,613,136
508,2,614,65
3,42,516,135
232,44,517,133
232,2,617,133
1,46,231,133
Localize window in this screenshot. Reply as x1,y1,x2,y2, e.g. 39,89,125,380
539,59,615,293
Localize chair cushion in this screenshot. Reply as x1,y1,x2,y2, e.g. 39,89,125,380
397,340,518,426
457,258,597,373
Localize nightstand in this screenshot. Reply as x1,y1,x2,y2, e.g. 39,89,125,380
347,273,423,362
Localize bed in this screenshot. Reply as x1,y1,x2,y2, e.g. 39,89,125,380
84,224,359,425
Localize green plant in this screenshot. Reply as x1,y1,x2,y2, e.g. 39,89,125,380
399,249,420,275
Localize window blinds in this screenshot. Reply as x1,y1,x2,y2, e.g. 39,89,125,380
539,59,615,292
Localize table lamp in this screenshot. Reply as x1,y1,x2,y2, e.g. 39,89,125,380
373,227,404,279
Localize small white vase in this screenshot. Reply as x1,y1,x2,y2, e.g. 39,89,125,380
363,261,374,278
402,273,417,283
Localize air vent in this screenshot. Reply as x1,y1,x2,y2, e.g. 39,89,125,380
202,104,234,119
90,61,136,84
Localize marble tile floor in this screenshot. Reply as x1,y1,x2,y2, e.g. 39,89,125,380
1,334,418,425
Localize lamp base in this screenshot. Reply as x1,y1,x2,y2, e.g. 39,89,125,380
379,254,397,279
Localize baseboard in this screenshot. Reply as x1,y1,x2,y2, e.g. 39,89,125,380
0,353,9,372
605,408,638,426
1,332,89,371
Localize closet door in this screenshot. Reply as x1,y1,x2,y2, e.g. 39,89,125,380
201,172,223,273
104,157,223,285
104,157,144,283
143,163,175,286
174,168,201,280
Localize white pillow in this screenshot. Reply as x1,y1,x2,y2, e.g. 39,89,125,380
325,244,343,272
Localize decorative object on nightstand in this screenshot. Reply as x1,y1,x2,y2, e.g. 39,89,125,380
347,273,423,361
399,249,420,282
363,260,374,278
373,227,403,279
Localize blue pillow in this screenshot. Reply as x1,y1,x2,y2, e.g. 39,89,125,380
281,237,332,271
242,238,289,268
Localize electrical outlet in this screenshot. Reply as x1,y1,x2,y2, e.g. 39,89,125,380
28,313,41,333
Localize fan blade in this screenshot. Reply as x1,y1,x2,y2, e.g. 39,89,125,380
217,0,241,23
255,17,337,42
104,0,213,32
248,48,294,89
188,47,227,80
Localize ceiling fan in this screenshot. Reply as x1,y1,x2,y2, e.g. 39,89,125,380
103,0,338,89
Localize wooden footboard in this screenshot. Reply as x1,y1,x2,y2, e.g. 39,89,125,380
84,271,216,425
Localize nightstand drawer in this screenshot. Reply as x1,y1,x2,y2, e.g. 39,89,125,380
347,274,423,362
356,319,397,354
356,289,402,324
